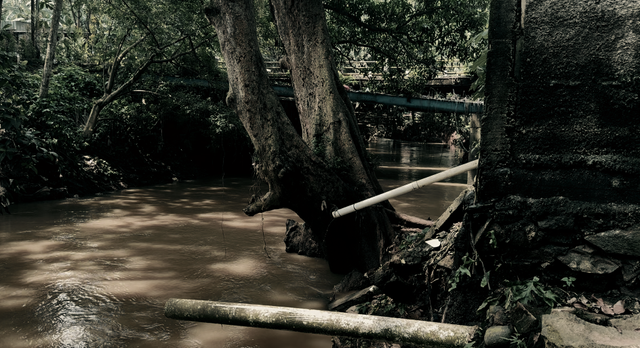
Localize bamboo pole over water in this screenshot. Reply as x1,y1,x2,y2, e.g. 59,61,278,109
165,299,476,347
332,159,479,218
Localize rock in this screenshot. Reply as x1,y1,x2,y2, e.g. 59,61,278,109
573,309,611,326
283,219,322,257
437,254,455,269
537,215,576,231
487,305,507,326
328,285,381,312
512,302,539,334
557,245,621,274
586,229,640,258
622,260,640,283
484,325,512,347
610,315,640,332
345,305,358,314
541,311,640,348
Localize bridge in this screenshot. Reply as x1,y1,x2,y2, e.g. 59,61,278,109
265,60,474,96
272,85,483,114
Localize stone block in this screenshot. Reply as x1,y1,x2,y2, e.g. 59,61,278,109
586,230,640,258
541,311,640,348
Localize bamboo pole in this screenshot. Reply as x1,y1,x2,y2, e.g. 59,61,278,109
165,299,476,347
332,160,479,218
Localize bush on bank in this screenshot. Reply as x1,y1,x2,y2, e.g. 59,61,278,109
0,52,251,207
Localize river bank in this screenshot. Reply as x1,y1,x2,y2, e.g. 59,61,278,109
328,186,640,348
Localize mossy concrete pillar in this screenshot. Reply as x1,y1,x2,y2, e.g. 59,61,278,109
475,0,640,284
480,0,640,203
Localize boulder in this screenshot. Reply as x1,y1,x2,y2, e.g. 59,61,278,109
484,325,512,347
511,302,539,334
586,230,640,258
557,245,621,274
622,260,640,283
541,310,640,348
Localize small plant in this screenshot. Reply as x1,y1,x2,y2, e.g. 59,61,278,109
503,330,527,348
561,276,576,288
479,277,558,314
488,229,498,249
449,253,476,291
399,229,427,250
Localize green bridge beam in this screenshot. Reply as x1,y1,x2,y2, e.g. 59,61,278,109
272,85,483,114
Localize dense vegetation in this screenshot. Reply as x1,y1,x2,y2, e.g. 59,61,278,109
0,0,488,208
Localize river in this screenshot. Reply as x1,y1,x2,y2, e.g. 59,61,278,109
0,138,468,348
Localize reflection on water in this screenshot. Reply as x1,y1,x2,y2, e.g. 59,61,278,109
0,138,468,347
368,138,469,219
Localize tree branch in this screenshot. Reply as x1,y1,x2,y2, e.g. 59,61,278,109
119,0,160,46
243,191,283,216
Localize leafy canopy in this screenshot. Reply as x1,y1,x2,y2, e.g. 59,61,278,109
324,0,489,93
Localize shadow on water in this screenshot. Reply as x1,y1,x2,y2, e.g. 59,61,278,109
0,179,343,348
0,138,468,347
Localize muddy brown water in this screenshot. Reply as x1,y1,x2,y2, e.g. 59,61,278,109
0,138,467,347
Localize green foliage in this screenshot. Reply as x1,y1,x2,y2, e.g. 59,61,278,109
399,229,426,250
561,277,576,288
91,78,250,176
503,330,527,348
325,0,490,94
449,253,476,291
468,28,488,99
488,229,498,249
0,51,59,204
254,0,282,60
479,277,558,314
0,31,18,53
373,107,471,144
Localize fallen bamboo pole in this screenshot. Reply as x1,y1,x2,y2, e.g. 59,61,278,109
332,159,479,218
165,299,476,347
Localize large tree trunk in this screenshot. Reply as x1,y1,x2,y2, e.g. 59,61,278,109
205,0,394,273
270,0,385,198
39,0,63,98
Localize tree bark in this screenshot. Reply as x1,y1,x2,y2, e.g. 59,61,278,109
205,0,394,273
82,56,152,137
270,0,384,198
39,0,63,98
30,0,35,44
82,34,149,137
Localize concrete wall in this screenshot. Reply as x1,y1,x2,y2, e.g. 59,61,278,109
479,0,640,204
474,0,640,286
